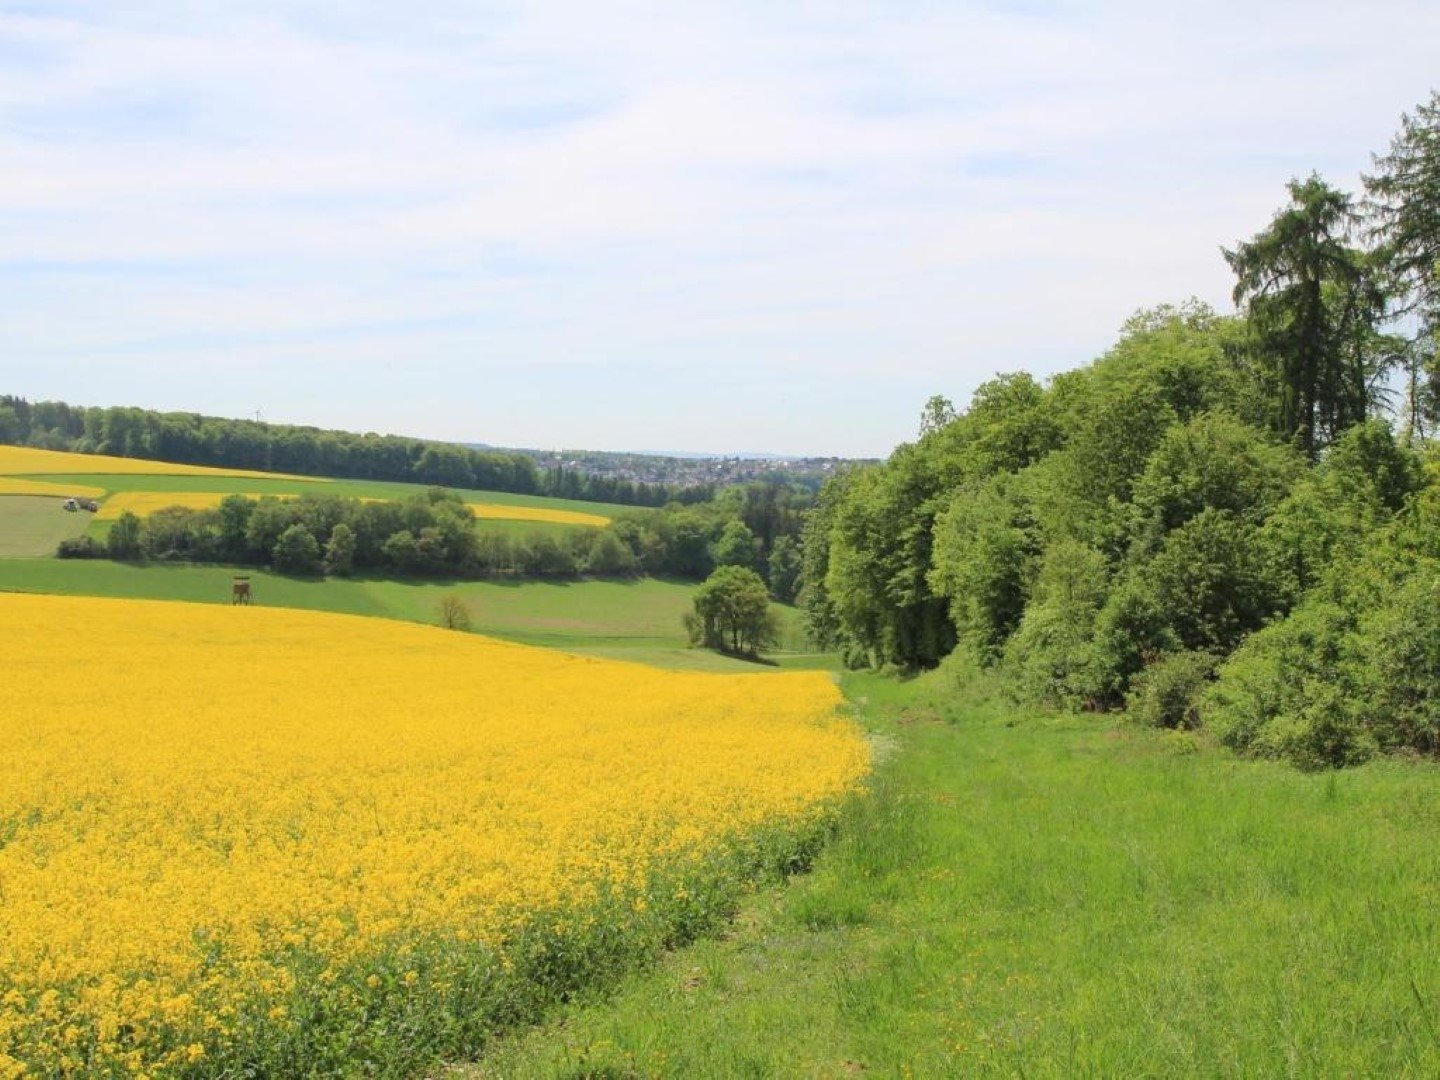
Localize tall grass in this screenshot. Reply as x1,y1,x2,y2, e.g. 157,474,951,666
472,668,1440,1077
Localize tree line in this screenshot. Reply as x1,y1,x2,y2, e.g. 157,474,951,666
61,489,642,578
0,399,709,508
610,479,810,600
800,92,1440,768
59,479,814,596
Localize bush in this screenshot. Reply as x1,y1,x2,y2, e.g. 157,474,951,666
583,529,637,576
1249,683,1376,770
56,535,105,559
999,541,1108,709
1087,577,1177,705
381,529,419,571
324,523,356,576
517,533,580,577
1201,600,1366,767
436,594,473,631
1353,571,1440,755
272,524,321,574
106,510,143,559
1126,650,1216,729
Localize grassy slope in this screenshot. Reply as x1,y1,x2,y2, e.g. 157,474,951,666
469,669,1440,1078
0,560,816,672
0,496,92,557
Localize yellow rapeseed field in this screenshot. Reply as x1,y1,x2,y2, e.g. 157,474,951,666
0,594,867,1077
0,445,319,481
0,478,107,498
465,502,610,527
92,489,610,527
92,491,274,521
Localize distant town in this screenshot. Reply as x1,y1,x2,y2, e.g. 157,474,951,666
474,445,875,491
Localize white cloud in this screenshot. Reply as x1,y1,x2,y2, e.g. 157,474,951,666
2,2,1438,454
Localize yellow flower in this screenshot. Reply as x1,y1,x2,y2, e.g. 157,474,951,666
0,593,867,1075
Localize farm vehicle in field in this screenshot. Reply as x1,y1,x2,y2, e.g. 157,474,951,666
61,498,100,512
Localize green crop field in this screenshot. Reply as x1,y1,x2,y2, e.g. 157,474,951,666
0,496,93,557
471,666,1440,1077
0,559,815,671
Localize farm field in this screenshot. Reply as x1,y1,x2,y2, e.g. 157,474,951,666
0,478,106,498
0,444,318,480
18,468,618,518
0,446,615,543
0,593,869,1078
0,560,815,670
0,495,92,557
474,668,1440,1078
87,490,607,528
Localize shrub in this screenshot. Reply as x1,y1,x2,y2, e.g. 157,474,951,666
324,523,356,576
1201,600,1364,766
1126,650,1216,729
272,524,320,574
56,535,105,559
999,541,1108,709
584,529,637,576
436,594,473,631
1353,571,1440,755
1087,577,1177,706
1248,683,1377,770
106,510,143,559
517,533,580,577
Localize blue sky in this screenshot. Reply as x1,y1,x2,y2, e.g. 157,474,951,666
2,2,1438,457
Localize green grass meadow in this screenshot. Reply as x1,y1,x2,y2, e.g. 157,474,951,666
0,559,812,671
466,667,1440,1078
0,495,92,557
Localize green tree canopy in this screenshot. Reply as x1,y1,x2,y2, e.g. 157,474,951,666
106,510,143,560
711,519,760,571
1225,175,1386,456
324,522,356,576
1365,91,1440,323
686,566,778,658
272,523,321,574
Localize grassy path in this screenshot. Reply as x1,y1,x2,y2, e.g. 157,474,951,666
466,669,1440,1077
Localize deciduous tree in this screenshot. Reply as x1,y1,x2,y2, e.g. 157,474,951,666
272,523,320,574
686,566,778,657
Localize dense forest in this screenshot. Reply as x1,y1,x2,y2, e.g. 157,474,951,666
800,92,1440,769
0,398,711,507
